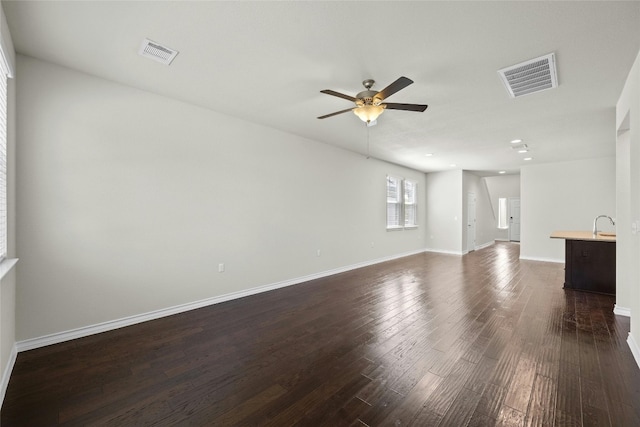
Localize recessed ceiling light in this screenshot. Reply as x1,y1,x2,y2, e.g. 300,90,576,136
518,149,528,153
524,157,533,161
499,171,506,174
425,153,434,157
450,164,456,167
510,139,522,144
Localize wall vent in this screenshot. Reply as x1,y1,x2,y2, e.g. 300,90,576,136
498,53,557,98
138,38,178,65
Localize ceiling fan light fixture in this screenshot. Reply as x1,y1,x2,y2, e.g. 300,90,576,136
354,105,385,123
318,77,426,122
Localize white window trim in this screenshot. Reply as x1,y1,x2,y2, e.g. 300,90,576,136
386,175,419,231
0,258,17,281
403,179,418,228
386,175,402,230
0,12,17,279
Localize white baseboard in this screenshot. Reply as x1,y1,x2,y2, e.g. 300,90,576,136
0,344,17,406
17,248,429,352
628,333,640,370
475,241,495,251
519,255,565,264
614,304,631,317
424,248,465,256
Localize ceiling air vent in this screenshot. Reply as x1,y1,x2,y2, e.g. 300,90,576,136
138,38,178,65
498,53,557,98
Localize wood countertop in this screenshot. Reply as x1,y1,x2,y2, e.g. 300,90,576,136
550,230,616,242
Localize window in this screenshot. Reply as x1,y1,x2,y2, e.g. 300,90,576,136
497,197,508,229
386,176,402,228
386,176,418,229
404,180,417,227
0,48,9,261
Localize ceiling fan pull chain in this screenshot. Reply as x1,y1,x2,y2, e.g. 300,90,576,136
366,124,370,159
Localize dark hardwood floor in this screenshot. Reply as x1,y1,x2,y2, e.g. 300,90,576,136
2,242,639,426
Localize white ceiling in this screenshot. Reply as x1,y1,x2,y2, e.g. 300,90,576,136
4,1,640,175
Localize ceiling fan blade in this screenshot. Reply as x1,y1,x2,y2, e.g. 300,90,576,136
377,76,413,101
320,89,357,102
382,103,428,112
317,108,354,119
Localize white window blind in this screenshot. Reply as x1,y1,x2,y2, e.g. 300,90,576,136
386,176,418,230
404,180,417,227
387,176,402,228
0,61,7,261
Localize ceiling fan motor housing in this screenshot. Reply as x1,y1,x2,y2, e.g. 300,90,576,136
355,90,383,107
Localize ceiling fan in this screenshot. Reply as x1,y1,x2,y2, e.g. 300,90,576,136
318,76,428,124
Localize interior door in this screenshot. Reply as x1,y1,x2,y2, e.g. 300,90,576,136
467,192,476,252
509,197,521,242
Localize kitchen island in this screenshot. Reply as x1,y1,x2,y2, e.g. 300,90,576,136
550,231,616,295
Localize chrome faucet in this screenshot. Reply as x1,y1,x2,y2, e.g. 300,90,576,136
593,215,615,236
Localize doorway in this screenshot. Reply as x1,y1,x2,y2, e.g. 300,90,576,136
509,197,521,242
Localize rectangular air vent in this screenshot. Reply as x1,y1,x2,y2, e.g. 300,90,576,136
498,53,557,98
138,38,178,65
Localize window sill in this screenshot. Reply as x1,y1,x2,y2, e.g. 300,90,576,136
0,258,17,282
386,226,419,231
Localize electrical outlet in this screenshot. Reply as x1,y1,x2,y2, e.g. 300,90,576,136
316,249,321,257
218,263,225,273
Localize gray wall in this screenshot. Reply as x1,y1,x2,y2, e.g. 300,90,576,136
425,170,463,254
15,55,428,341
424,170,498,255
520,157,616,262
617,47,640,363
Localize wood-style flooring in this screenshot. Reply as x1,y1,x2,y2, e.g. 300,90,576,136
2,242,639,426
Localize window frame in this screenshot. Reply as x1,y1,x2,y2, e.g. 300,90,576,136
386,175,403,230
386,175,418,231
0,49,9,262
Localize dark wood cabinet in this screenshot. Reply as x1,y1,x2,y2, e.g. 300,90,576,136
564,239,615,295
